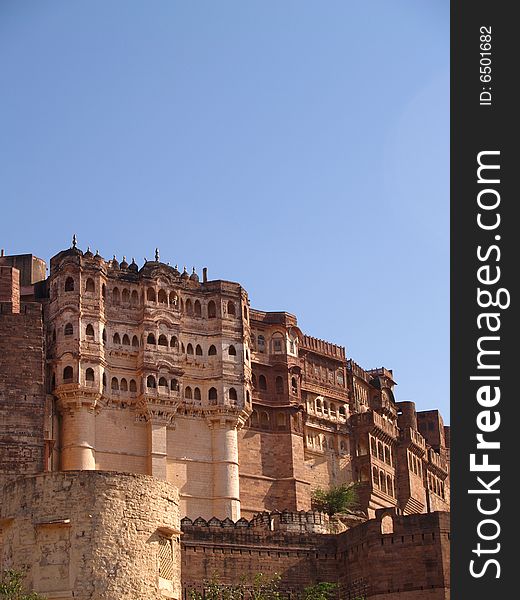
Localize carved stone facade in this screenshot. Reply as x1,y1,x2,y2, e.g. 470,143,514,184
0,245,450,599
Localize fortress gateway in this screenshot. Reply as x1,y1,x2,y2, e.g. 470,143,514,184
0,244,450,600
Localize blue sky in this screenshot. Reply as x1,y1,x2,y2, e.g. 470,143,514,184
0,1,449,420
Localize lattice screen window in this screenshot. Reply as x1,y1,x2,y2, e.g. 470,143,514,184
158,534,174,580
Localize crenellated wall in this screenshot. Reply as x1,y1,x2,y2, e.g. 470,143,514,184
180,509,450,600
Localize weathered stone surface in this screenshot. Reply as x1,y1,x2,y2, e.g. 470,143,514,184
0,471,181,599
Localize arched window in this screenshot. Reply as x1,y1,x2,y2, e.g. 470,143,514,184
102,373,107,388
112,287,120,304
227,301,236,316
378,441,384,461
194,387,201,401
229,388,238,402
186,343,194,355
85,368,95,382
186,299,193,316
258,335,266,353
147,288,156,302
171,379,179,391
64,277,74,292
228,345,237,356
379,471,386,493
158,289,168,304
387,475,393,497
85,324,95,339
260,411,269,428
147,333,156,345
159,377,168,388
208,301,216,319
185,386,193,400
275,376,284,394
208,345,217,356
132,335,139,347
277,413,286,429
129,379,137,393
85,278,95,293
120,378,128,392
194,300,202,317
316,398,322,411
259,375,267,391
339,405,346,417
147,375,156,388
291,377,298,395
330,403,337,416
102,328,107,343
244,306,248,320
208,387,218,403
371,438,377,456
113,333,121,345
102,283,106,299
196,344,203,356
111,377,119,391
252,373,257,388
158,335,168,347
272,334,284,354
131,290,139,306
170,336,178,348
384,446,391,465
121,334,129,346
251,411,259,427
372,467,379,486
246,390,251,404
64,323,73,336
122,289,130,304
169,292,177,307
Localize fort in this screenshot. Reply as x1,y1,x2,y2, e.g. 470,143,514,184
0,242,450,599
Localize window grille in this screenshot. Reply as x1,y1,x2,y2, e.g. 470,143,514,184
158,535,174,580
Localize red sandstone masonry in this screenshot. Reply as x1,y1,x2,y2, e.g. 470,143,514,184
180,510,450,600
0,272,46,485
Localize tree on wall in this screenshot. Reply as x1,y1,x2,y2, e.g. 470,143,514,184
301,582,338,600
0,570,45,600
311,483,359,516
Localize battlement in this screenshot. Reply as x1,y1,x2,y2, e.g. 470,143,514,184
301,334,346,360
182,510,330,534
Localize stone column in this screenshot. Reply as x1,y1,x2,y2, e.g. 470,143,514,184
147,421,168,480
208,415,242,520
58,394,99,470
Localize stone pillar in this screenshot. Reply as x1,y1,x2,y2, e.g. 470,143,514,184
208,416,241,520
147,421,168,480
60,405,97,470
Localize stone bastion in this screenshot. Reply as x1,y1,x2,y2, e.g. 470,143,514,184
0,471,181,600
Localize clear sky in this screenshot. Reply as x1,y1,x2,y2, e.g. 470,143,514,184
0,1,449,420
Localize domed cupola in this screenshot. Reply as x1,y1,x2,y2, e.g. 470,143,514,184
181,266,190,281
111,255,120,270
84,246,94,259
128,258,139,273
190,267,199,282
120,256,129,270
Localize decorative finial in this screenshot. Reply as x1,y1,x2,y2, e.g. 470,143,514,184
183,266,187,273
192,267,196,274
113,255,116,261
72,234,77,249
95,249,99,256
175,264,178,270
122,256,126,262
155,248,160,262
87,246,90,252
